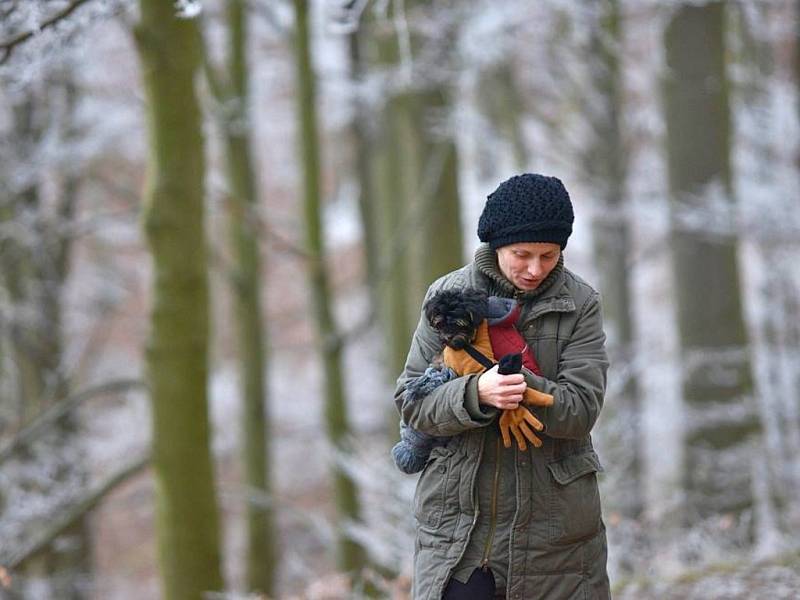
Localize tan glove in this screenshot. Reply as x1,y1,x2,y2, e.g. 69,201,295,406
498,388,554,450
524,387,554,407
499,406,544,450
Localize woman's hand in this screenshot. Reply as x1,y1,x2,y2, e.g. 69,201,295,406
477,364,527,409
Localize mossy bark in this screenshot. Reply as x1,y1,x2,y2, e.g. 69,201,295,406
134,3,224,598
292,0,366,573
219,0,277,594
584,0,643,521
364,3,464,378
476,62,529,171
413,87,464,303
347,29,380,307
376,92,417,377
664,2,759,525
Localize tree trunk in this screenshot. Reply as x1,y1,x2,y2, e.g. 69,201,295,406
219,0,276,594
0,79,92,599
5,96,46,421
412,87,464,301
377,91,417,377
734,2,800,532
35,152,90,599
365,3,464,376
664,2,760,532
291,0,366,574
133,3,224,597
475,62,529,172
347,29,380,307
584,0,643,523
580,0,647,576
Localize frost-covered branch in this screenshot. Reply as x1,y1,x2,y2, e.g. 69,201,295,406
0,378,145,464
0,0,94,64
1,452,150,569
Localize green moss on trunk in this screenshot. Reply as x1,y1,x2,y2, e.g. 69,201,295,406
222,0,276,594
292,0,366,574
134,2,224,597
664,2,759,522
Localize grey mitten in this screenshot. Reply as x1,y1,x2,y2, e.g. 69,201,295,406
392,424,443,474
391,366,456,474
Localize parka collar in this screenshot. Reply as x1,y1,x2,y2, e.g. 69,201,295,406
473,243,571,308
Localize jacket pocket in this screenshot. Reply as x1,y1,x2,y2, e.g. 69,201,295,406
413,445,452,531
546,450,604,545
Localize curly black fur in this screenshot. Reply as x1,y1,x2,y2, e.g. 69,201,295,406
424,287,489,350
393,288,492,475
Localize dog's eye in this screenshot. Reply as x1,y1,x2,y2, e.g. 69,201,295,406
431,316,444,327
455,318,469,327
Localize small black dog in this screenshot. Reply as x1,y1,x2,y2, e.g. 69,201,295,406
393,287,491,474
424,287,489,350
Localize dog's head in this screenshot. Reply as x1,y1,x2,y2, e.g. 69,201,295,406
424,287,488,350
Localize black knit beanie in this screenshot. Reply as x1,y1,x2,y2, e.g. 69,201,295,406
478,173,574,250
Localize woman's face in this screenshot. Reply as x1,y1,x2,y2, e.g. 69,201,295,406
496,242,561,291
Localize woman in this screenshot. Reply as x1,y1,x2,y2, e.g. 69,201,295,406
394,173,611,600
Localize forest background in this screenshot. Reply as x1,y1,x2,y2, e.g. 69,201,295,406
1,0,799,599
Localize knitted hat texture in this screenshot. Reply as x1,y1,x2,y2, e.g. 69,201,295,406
477,173,574,250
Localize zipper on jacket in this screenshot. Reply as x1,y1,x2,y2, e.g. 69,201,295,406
480,435,502,571
441,431,488,600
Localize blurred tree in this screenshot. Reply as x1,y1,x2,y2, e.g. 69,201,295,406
346,20,380,309
734,2,800,528
664,1,760,532
291,0,367,574
475,61,529,173
203,0,277,594
373,90,416,377
133,2,224,598
412,84,464,302
0,75,92,600
582,0,644,526
1,92,69,421
793,0,800,431
401,3,463,326
364,2,464,379
361,14,416,379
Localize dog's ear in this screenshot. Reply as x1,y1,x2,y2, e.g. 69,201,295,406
424,291,450,328
423,294,439,326
460,288,489,323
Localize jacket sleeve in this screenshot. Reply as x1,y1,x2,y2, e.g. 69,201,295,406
522,292,609,439
394,287,498,437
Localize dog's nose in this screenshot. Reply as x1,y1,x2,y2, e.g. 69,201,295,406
450,337,466,350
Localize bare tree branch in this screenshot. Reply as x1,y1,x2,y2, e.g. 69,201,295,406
0,378,145,464
1,453,151,570
0,1,20,23
256,213,313,259
0,0,94,65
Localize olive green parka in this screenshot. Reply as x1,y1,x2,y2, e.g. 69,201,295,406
395,245,611,600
